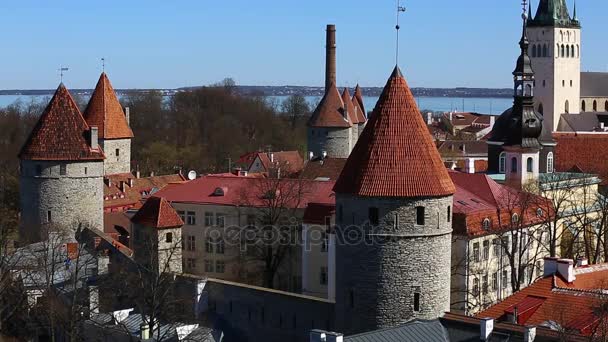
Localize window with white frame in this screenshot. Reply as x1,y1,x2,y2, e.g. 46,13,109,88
473,242,480,263
186,258,196,270
482,275,488,295
482,240,490,260
186,235,196,251
216,213,226,228
204,212,214,227
473,278,480,297
499,152,506,174
492,272,498,291
502,270,508,289
547,152,554,173
186,211,196,225
493,238,500,257
205,237,213,253
177,211,185,222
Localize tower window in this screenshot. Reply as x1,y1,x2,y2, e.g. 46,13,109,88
416,206,425,225
499,152,506,174
547,152,554,173
562,80,565,87
570,80,573,87
413,292,421,312
84,167,88,175
582,101,586,112
526,157,534,173
531,45,537,58
561,45,565,58
115,149,120,161
543,44,548,57
368,207,379,225
542,80,546,87
59,164,66,176
593,100,598,112
47,210,52,223
447,206,451,223
565,100,570,114
511,157,517,173
166,232,173,243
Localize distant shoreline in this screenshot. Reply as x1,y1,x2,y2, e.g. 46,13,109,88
0,85,513,99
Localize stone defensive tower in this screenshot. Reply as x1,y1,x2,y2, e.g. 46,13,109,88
527,0,581,132
333,66,456,335
19,84,105,242
83,72,134,175
307,25,355,159
353,84,367,136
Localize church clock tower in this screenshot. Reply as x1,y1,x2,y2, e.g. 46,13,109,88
527,0,581,132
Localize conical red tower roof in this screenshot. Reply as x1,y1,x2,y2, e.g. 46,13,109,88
353,84,367,123
19,84,105,161
308,83,352,128
83,73,134,139
131,197,184,229
334,67,455,197
341,88,359,124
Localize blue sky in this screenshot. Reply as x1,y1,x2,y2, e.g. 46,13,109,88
2,0,607,90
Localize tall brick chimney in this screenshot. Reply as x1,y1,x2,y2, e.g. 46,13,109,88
325,24,336,92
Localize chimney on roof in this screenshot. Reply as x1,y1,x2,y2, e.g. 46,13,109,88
325,332,344,342
557,258,576,283
310,330,327,342
104,177,112,187
128,178,134,187
120,181,127,192
465,158,476,174
125,107,130,126
543,257,559,277
480,317,494,341
524,326,537,342
490,115,496,128
150,171,155,177
269,152,274,163
90,126,99,150
140,323,150,340
576,257,589,267
325,24,337,92
427,112,432,125
601,122,605,130
449,112,453,121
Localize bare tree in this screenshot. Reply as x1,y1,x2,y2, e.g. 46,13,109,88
281,95,310,130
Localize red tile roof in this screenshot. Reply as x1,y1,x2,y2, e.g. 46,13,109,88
477,265,608,336
554,133,608,184
303,203,335,225
341,88,359,124
19,84,105,161
103,173,186,211
353,84,366,121
308,83,352,128
299,157,347,181
131,196,184,229
155,174,335,208
450,171,550,237
251,151,304,175
333,67,455,197
83,73,134,139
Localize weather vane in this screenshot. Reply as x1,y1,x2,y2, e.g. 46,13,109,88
58,66,69,83
101,57,105,72
522,0,528,20
395,0,407,65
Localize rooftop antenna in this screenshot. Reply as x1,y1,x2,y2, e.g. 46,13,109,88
395,0,406,65
101,58,106,73
58,66,69,83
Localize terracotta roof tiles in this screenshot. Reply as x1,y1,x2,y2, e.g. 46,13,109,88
308,83,352,128
341,88,359,124
333,66,455,197
131,196,184,229
19,83,105,161
83,73,134,139
553,133,608,185
353,84,366,121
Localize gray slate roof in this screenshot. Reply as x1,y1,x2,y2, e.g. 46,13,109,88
345,320,449,342
581,72,608,98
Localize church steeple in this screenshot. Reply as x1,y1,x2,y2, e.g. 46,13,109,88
529,0,580,28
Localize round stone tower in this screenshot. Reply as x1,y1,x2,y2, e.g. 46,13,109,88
19,84,105,243
333,66,456,335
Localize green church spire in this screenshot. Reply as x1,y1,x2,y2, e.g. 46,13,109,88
528,0,580,28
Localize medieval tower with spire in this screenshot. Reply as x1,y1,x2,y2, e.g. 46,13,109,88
307,25,366,159
333,66,455,334
19,84,105,242
83,73,134,175
527,0,581,132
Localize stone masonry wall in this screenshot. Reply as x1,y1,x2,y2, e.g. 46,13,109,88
174,275,335,342
20,160,104,242
307,127,352,159
334,194,453,335
101,138,131,175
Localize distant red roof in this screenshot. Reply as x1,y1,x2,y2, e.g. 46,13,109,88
103,173,186,211
155,174,335,208
334,67,455,197
250,151,304,175
341,88,359,124
478,264,608,336
19,84,105,161
131,196,184,229
353,85,367,123
299,157,347,181
554,133,608,184
308,83,352,128
83,73,134,139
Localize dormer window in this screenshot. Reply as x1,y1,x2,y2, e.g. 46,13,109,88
213,187,225,196
482,218,491,230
